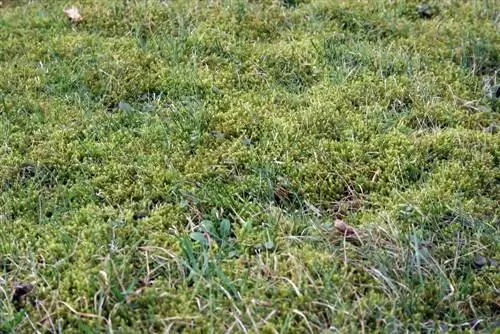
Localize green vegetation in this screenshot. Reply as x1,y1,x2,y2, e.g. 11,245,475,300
1,0,498,332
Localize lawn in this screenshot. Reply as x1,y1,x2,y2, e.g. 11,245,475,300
0,0,499,332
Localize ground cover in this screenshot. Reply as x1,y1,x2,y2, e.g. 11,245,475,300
0,0,499,332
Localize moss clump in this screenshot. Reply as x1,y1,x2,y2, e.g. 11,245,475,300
0,0,498,332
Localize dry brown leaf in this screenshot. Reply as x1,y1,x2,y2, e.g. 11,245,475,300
274,184,291,205
12,282,34,310
334,219,357,236
334,219,363,246
64,6,83,23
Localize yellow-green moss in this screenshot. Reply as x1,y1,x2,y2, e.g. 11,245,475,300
1,0,498,332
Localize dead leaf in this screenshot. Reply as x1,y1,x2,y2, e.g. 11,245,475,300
334,219,357,236
64,6,83,23
274,184,291,205
12,283,34,310
333,219,363,246
13,283,33,301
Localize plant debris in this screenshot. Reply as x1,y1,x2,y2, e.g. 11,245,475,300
63,6,83,23
334,219,357,236
333,219,363,245
12,283,34,309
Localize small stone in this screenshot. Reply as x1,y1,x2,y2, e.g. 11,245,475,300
488,258,497,267
473,255,487,268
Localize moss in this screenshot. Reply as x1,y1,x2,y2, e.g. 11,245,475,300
0,0,498,332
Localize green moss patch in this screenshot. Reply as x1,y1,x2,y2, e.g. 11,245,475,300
1,0,498,332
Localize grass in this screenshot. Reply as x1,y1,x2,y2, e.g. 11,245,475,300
0,0,498,332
